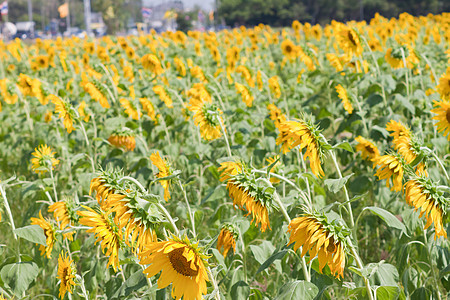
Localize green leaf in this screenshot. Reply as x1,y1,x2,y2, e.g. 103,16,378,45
376,286,400,300
395,94,415,115
333,142,354,153
324,173,353,193
275,280,319,300
376,263,399,286
363,207,408,236
410,287,431,300
439,264,450,278
14,225,46,246
111,270,147,299
0,262,39,296
256,249,288,274
230,280,250,299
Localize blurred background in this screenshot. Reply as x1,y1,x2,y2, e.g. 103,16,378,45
0,0,449,40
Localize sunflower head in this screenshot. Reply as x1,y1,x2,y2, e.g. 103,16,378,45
374,152,405,192
355,136,380,163
108,128,136,151
288,209,350,278
404,176,448,239
89,167,125,209
139,235,210,300
48,197,78,240
217,223,239,257
150,151,176,201
31,144,60,174
431,100,450,140
57,251,77,299
30,211,56,258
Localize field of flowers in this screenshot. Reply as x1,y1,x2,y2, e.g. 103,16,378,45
0,12,449,300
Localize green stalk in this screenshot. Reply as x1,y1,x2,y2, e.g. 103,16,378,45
177,181,196,237
348,238,374,300
217,115,233,158
330,151,354,227
0,184,17,240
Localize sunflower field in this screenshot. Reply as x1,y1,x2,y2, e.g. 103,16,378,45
0,12,450,300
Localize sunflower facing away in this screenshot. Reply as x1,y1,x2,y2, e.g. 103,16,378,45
268,76,281,99
108,129,136,152
150,151,173,201
31,144,60,174
30,211,56,258
57,251,77,299
77,206,122,272
276,119,325,177
267,103,286,129
138,236,209,300
288,212,349,278
217,223,238,257
404,177,448,239
83,81,110,109
48,199,76,241
355,136,380,164
235,82,254,107
49,94,75,133
120,98,141,120
374,154,405,192
431,100,450,140
335,84,353,114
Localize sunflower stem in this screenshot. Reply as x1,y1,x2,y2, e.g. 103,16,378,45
118,176,146,193
49,164,58,203
400,47,410,99
207,266,221,300
0,184,17,240
177,181,196,237
420,53,438,85
421,147,449,182
348,239,374,300
259,178,311,282
156,202,180,236
330,151,355,227
217,115,233,158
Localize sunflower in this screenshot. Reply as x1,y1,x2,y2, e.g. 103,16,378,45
385,45,419,69
78,101,90,122
225,173,272,232
404,177,447,239
386,120,410,147
287,212,349,278
107,190,160,251
267,103,286,129
188,84,224,141
355,136,380,163
276,119,325,177
281,39,298,60
139,97,158,124
48,199,76,241
31,144,60,174
32,78,47,105
90,168,124,210
374,154,404,192
436,71,450,101
431,100,450,140
138,236,209,300
0,79,18,104
336,26,363,57
217,224,238,257
108,130,136,152
256,70,263,91
83,81,110,108
30,211,56,258
335,84,353,114
119,98,141,120
153,85,173,108
150,152,173,201
235,65,255,87
78,206,122,272
190,66,207,82
235,82,253,107
57,251,77,299
268,76,281,99
174,57,187,77
266,155,282,184
17,73,34,96
49,94,75,133
218,161,243,182
35,55,49,69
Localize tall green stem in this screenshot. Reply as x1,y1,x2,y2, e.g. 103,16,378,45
177,181,196,237
348,238,374,300
0,184,17,240
330,151,354,227
217,115,233,158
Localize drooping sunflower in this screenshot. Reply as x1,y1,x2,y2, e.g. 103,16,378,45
120,98,141,120
235,82,254,107
48,199,76,241
190,65,207,82
108,129,136,152
355,136,380,163
89,168,124,210
436,70,450,101
107,189,161,251
217,223,238,257
374,154,405,192
153,85,173,108
78,206,122,272
267,103,286,129
0,79,18,104
138,236,209,300
431,100,450,140
386,120,411,147
173,57,187,77
256,70,263,91
139,97,158,124
31,144,60,174
49,94,75,133
288,212,349,278
187,84,224,141
335,84,353,114
57,251,77,299
30,211,56,258
385,45,419,69
83,81,110,109
268,76,281,99
218,161,243,182
404,177,448,239
78,101,90,122
17,73,34,96
235,65,255,88
150,151,173,202
276,119,325,177
225,172,272,232
336,26,363,57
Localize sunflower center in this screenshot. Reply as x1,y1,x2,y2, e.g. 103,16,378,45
285,45,292,53
168,247,199,277
365,145,375,154
446,108,450,124
347,31,357,46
